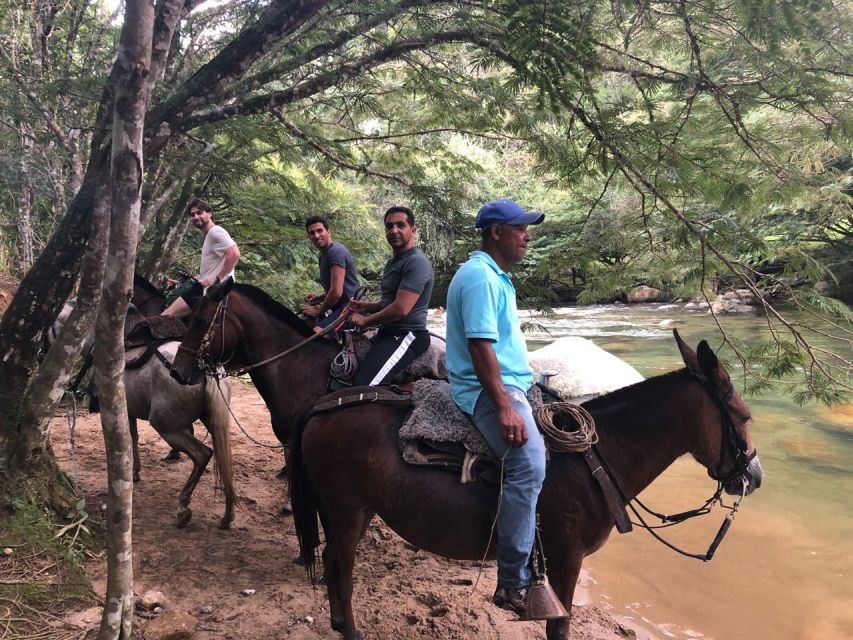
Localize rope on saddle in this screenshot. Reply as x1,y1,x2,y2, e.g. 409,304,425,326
535,401,598,452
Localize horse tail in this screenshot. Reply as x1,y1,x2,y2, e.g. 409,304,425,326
289,408,323,583
204,377,238,509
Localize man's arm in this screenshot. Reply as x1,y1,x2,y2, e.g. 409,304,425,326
199,244,240,286
350,288,419,328
317,265,345,314
304,265,346,317
468,338,528,446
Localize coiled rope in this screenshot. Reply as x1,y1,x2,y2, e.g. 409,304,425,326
535,401,598,452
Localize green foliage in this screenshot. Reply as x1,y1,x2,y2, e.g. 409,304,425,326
1,0,849,400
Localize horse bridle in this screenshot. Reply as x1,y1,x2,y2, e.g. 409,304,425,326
177,294,232,379
698,372,758,488
177,291,351,380
602,369,758,562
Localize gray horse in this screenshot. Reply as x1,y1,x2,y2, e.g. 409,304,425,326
57,303,238,529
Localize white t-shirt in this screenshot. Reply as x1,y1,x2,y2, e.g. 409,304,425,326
199,225,236,283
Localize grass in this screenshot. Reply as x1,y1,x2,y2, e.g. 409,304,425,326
0,483,102,639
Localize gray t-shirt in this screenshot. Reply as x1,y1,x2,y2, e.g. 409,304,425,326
379,247,434,332
318,242,360,311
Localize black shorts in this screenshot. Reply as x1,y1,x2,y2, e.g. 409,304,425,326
352,329,430,386
179,282,204,309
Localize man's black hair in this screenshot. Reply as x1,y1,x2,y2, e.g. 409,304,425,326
384,205,415,226
186,198,213,216
305,215,329,231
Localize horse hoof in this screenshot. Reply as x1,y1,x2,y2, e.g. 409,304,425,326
218,517,232,530
176,507,192,528
279,502,293,516
292,553,306,566
331,618,345,633
133,474,140,483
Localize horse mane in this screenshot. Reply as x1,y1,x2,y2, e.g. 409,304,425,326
582,368,690,413
133,273,162,297
232,283,316,338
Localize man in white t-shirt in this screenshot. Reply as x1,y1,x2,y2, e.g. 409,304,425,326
162,198,241,319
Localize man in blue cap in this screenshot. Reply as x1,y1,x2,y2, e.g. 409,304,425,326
445,199,547,615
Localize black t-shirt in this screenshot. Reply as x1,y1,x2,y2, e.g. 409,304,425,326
318,242,360,311
379,247,434,332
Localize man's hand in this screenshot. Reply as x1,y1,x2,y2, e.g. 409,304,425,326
166,278,178,288
304,292,320,303
349,298,373,312
497,404,528,447
301,304,321,318
198,276,214,287
350,312,368,328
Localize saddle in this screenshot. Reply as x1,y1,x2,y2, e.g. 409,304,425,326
124,316,185,370
310,380,632,533
330,330,448,387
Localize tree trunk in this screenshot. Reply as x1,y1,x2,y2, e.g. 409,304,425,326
94,1,155,638
15,121,36,272
140,174,194,282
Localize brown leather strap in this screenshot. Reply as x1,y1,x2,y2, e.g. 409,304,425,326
582,447,633,534
311,386,413,414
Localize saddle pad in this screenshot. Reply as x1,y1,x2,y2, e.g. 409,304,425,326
126,315,186,345
399,379,494,458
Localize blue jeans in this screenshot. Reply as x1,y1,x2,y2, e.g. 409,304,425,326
472,385,546,589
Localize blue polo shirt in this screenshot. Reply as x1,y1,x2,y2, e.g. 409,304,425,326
446,251,533,414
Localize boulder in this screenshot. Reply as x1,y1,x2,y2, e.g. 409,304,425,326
627,286,662,303
143,611,198,640
528,337,643,400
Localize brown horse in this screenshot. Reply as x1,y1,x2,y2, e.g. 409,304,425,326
289,333,763,640
169,279,340,482
132,273,169,316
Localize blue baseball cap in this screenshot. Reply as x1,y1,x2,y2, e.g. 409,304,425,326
475,199,545,230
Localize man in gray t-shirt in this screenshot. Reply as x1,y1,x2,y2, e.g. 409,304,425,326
302,215,360,340
350,206,434,386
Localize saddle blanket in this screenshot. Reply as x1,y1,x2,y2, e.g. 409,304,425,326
399,379,546,459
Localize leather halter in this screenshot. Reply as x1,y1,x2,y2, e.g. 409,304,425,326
689,370,758,487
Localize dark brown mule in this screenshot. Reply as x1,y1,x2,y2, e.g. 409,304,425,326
169,279,340,489
290,333,763,640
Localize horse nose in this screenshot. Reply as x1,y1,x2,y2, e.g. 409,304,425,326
748,456,763,491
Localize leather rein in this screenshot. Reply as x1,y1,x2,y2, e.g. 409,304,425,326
599,370,757,561
177,292,350,380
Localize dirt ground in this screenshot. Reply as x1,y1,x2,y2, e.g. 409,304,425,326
50,380,649,640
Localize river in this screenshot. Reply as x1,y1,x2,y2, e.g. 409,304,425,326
433,303,853,640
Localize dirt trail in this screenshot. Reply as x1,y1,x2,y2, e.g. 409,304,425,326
50,381,647,639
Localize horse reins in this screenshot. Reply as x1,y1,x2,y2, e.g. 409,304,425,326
599,372,757,561
177,292,353,449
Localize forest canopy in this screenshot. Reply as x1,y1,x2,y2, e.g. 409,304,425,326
0,0,850,402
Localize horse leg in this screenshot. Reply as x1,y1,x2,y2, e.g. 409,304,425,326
279,444,293,516
545,551,583,640
158,424,212,528
129,416,141,482
325,507,373,639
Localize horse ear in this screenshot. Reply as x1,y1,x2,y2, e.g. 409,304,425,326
674,329,700,374
206,277,234,302
696,340,723,382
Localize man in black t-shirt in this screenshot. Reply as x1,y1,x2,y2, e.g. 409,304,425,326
349,205,434,386
302,216,360,340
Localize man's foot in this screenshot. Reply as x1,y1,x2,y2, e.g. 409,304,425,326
162,449,181,462
493,586,528,616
